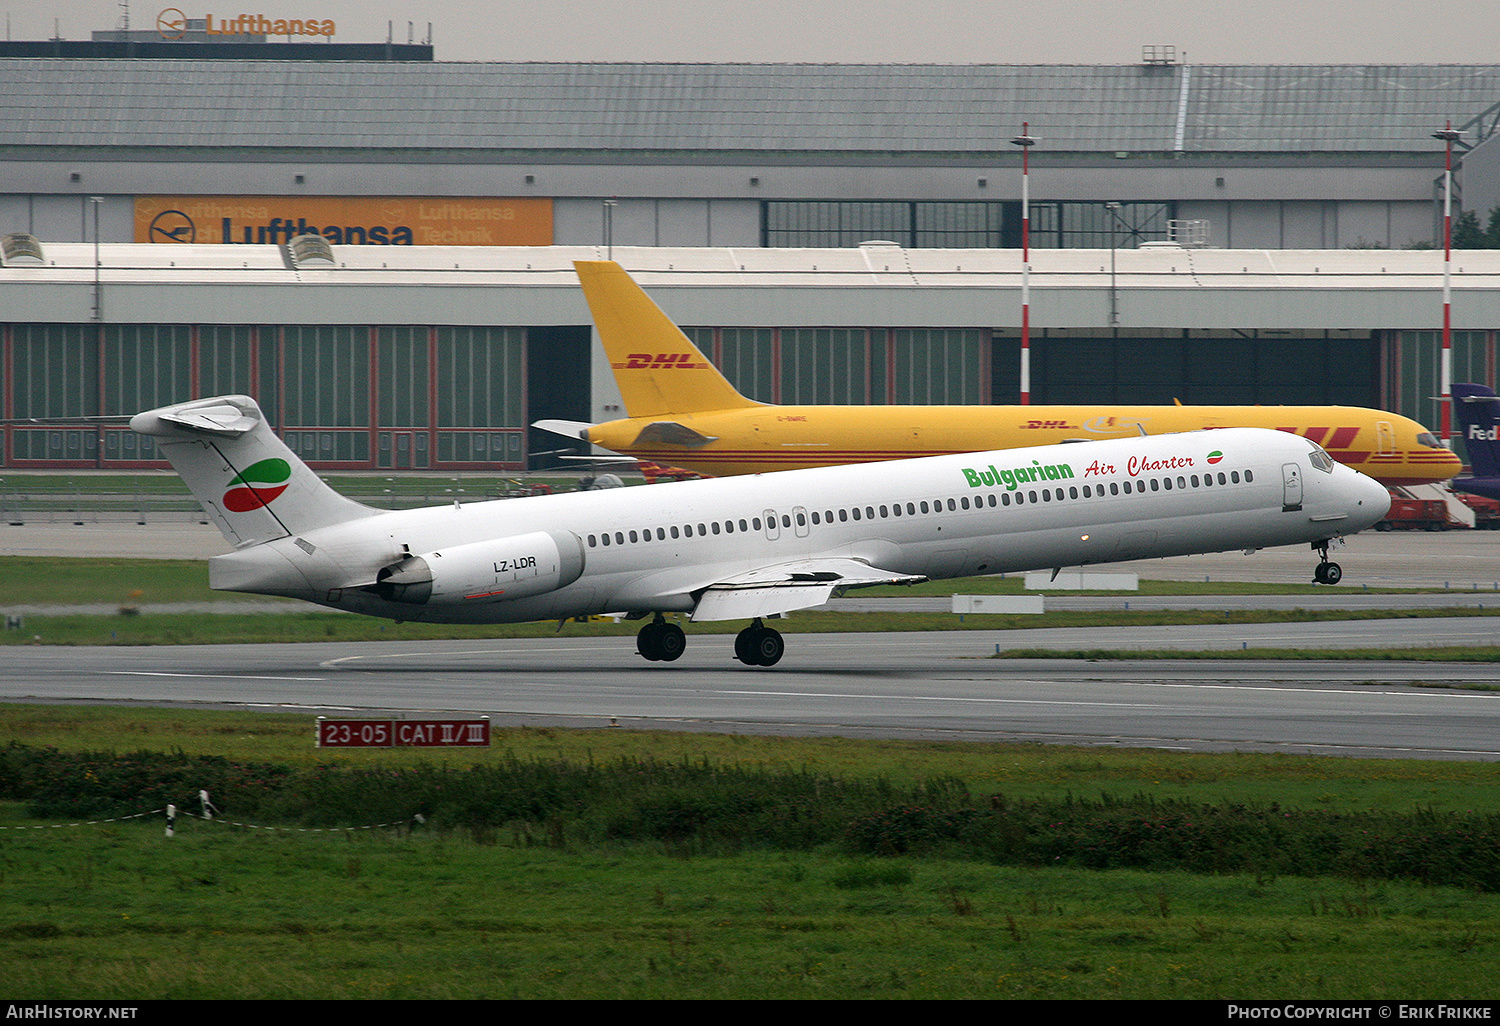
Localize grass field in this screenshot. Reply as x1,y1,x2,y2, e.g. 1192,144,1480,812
2,705,1499,1000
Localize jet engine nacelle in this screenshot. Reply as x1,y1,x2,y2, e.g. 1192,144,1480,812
374,531,585,605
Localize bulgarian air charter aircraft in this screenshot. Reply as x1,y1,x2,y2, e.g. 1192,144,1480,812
538,262,1458,488
134,395,1388,666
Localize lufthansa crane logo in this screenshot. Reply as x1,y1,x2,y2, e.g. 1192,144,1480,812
156,8,188,39
148,210,196,243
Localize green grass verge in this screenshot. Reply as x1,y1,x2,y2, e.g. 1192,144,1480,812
2,706,1499,999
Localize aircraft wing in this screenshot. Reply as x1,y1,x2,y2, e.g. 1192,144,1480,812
690,558,927,622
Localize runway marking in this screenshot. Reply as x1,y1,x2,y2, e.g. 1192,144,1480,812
106,671,326,683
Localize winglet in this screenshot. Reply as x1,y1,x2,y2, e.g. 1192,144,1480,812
574,261,759,418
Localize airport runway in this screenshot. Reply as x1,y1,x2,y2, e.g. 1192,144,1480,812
2,629,1497,760
3,523,1499,760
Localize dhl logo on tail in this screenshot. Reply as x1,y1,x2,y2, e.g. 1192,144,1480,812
616,353,713,371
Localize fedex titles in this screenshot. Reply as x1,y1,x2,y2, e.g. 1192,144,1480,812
204,14,335,37
1468,424,1500,442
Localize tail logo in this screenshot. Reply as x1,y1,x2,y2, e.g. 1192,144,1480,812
222,458,292,512
617,353,711,370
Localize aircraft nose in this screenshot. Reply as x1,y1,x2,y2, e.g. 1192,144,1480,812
1349,470,1392,529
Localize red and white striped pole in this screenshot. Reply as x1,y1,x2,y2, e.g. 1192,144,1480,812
1012,124,1037,405
1434,122,1464,448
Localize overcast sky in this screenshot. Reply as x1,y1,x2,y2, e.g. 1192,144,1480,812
10,0,1500,64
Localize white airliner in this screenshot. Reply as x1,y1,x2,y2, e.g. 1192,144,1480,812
132,395,1389,666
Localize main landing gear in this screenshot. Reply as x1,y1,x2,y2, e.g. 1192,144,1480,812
1312,540,1343,586
734,618,784,667
634,614,785,666
636,614,686,661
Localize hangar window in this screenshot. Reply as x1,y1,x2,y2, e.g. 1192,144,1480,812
763,200,1170,249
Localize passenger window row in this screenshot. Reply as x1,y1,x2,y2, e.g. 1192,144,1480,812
585,468,1252,548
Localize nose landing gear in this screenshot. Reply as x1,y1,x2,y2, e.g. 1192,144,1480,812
1312,540,1343,585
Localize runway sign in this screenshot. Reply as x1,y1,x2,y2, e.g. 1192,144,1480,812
316,717,491,748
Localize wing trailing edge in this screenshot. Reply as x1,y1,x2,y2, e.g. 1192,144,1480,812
691,558,927,622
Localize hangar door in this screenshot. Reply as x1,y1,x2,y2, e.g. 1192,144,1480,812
1022,336,1377,407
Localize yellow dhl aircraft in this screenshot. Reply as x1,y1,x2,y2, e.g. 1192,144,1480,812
540,261,1460,488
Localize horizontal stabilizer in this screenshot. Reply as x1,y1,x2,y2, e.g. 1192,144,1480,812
631,421,719,448
691,558,926,622
532,419,595,440
156,400,261,437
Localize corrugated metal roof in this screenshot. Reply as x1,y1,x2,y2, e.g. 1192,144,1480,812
2,60,1498,154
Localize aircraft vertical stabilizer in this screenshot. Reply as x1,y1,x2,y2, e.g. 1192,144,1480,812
1454,384,1500,476
574,260,760,418
1450,383,1500,501
130,395,378,547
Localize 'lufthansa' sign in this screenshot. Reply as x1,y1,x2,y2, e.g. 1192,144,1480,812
156,10,336,38
134,196,554,247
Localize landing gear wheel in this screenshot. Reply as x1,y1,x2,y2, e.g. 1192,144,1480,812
637,618,686,661
1313,561,1343,585
751,627,784,667
735,622,784,666
734,626,757,664
655,622,686,661
637,621,663,660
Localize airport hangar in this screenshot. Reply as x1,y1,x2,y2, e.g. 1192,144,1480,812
8,57,1500,471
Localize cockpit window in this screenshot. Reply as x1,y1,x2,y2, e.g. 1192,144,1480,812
1307,445,1336,474
1416,432,1444,449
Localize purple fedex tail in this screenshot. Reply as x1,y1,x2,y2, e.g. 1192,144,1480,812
1451,383,1500,500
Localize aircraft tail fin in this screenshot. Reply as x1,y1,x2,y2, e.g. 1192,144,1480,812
131,395,379,547
574,260,759,418
1453,383,1500,477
